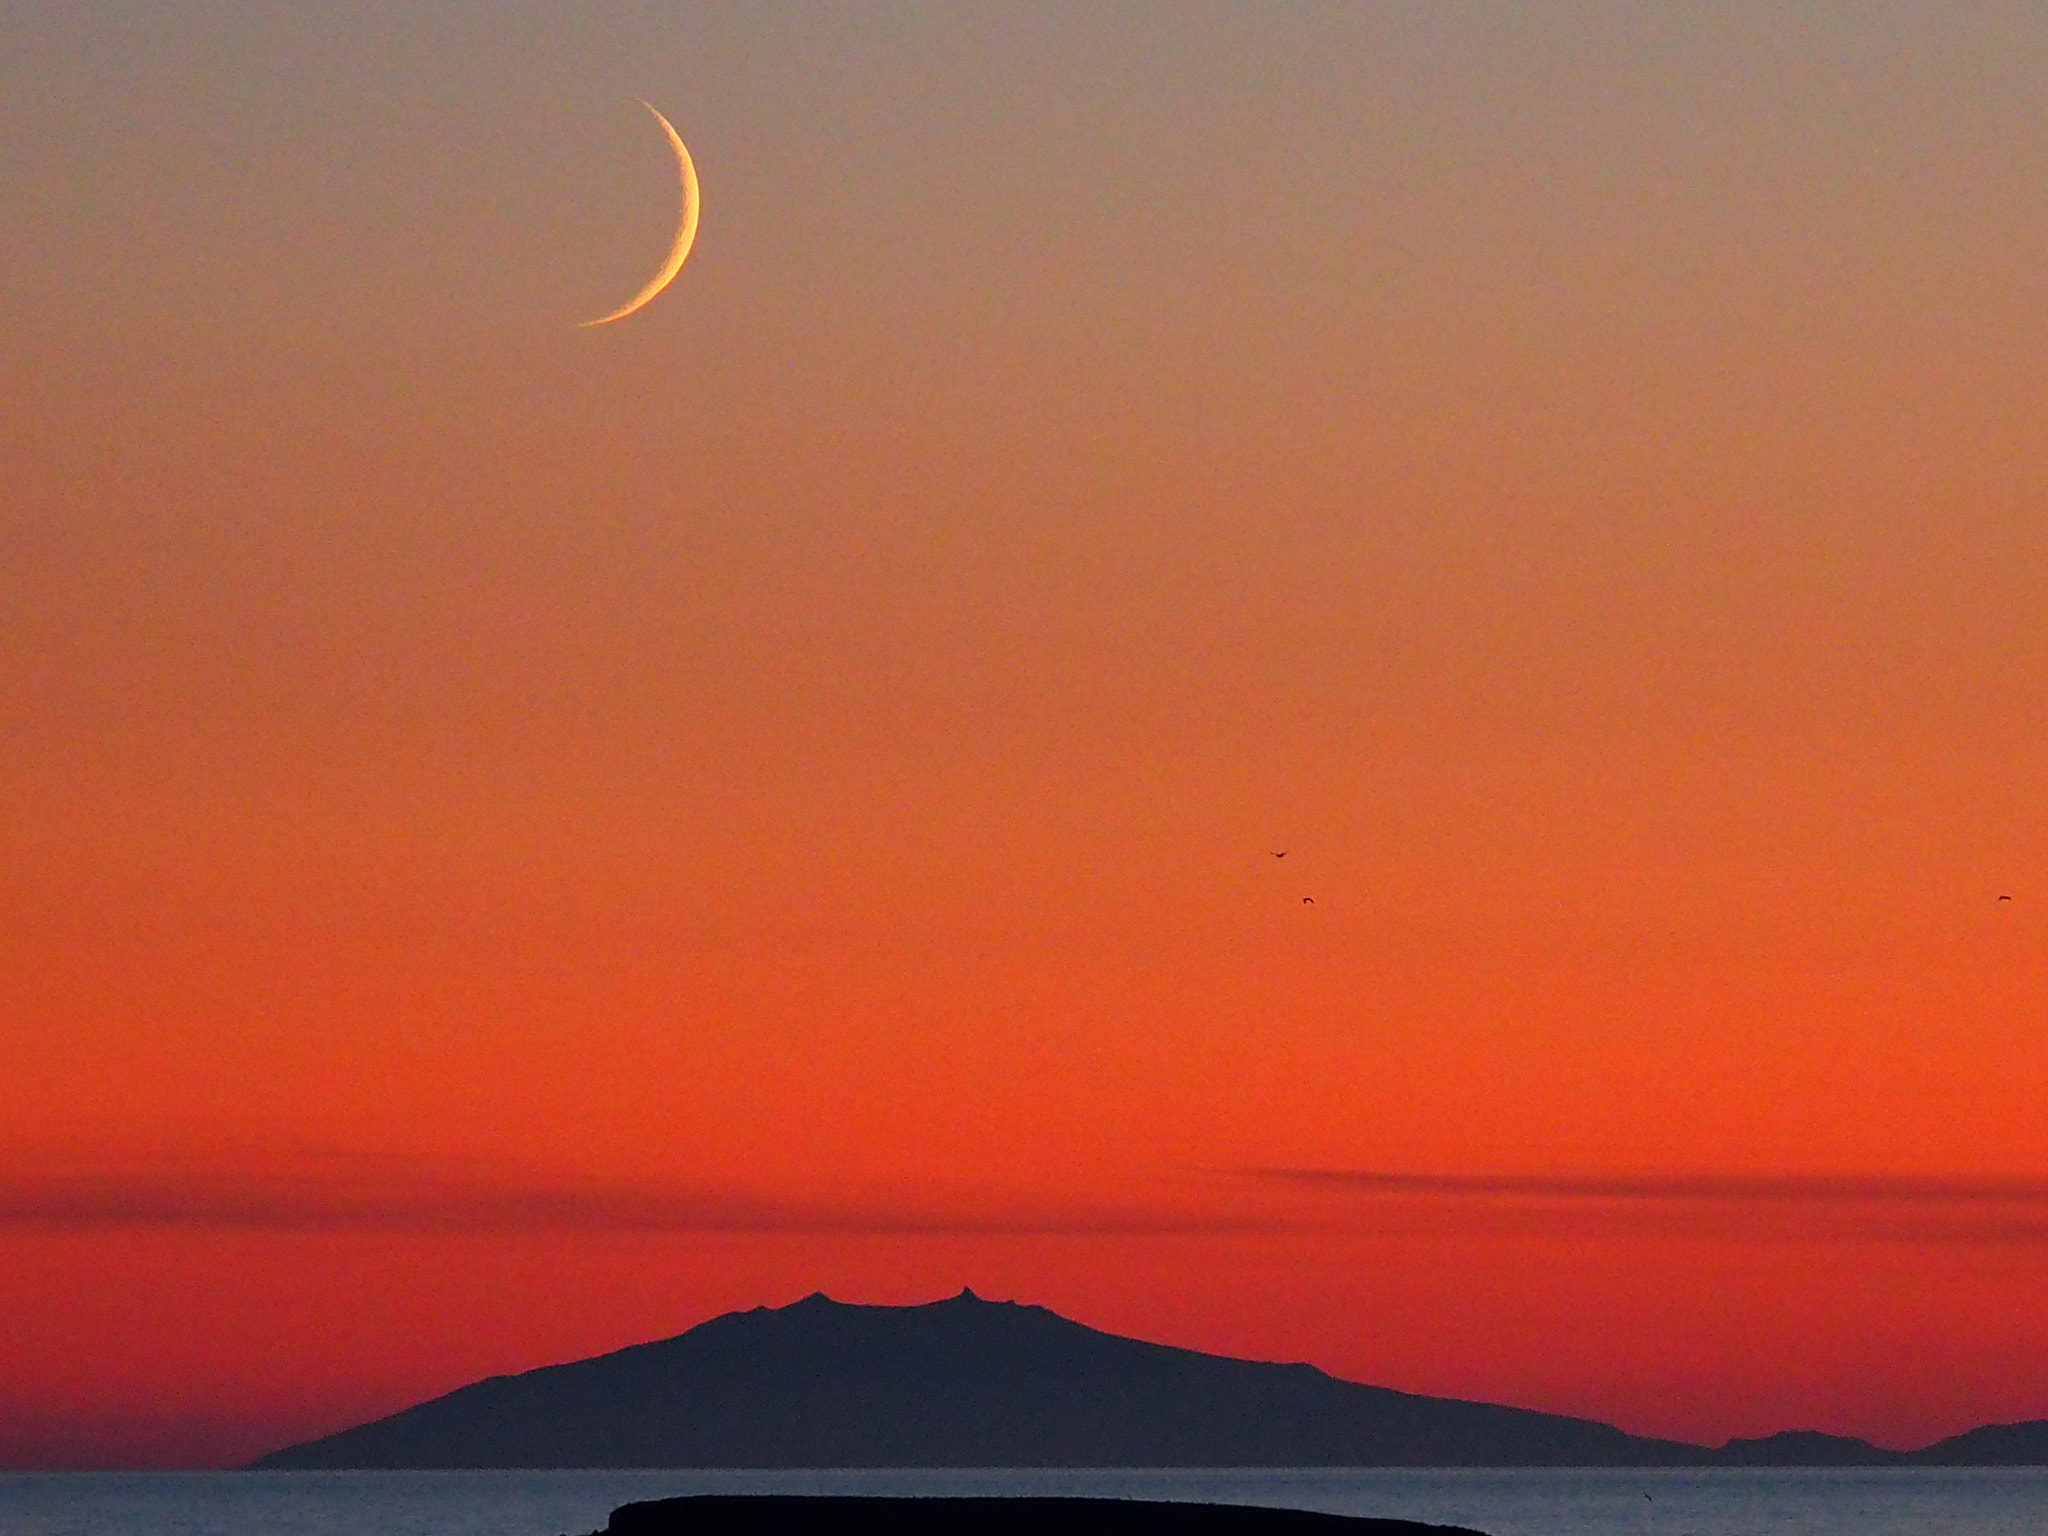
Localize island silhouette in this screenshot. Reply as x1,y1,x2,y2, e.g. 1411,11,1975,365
249,1289,2047,1469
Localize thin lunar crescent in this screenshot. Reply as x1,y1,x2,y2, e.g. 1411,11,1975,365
581,101,699,327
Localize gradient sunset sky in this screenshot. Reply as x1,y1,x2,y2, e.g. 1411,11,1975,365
4,1,2046,1468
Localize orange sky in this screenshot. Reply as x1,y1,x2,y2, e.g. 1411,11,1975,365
4,2,2047,1466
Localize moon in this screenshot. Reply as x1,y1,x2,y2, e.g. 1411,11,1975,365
581,101,699,328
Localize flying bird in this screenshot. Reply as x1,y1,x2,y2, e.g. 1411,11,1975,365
1999,894,2013,902
1302,896,1315,905
1271,851,1287,859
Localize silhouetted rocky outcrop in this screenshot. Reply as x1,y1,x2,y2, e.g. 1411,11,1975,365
585,1496,1484,1536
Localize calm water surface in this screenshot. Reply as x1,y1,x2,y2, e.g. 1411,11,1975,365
1,1467,2043,1536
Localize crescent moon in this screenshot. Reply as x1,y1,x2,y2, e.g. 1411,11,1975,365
581,101,699,328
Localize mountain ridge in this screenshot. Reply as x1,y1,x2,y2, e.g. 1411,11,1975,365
249,1289,2046,1468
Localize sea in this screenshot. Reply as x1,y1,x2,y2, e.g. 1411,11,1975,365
0,1467,2042,1536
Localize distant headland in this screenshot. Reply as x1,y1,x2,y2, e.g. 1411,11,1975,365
249,1289,2047,1469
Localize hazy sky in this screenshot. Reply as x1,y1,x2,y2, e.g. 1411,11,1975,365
4,1,2046,1466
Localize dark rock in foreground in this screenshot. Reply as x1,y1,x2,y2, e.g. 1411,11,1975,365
587,1496,1484,1536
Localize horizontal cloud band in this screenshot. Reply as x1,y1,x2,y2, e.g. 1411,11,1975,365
1253,1169,2048,1204
6,1165,2048,1244
0,1170,1275,1237
1239,1167,2048,1245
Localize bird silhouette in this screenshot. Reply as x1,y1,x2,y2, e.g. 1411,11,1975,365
1302,896,1315,905
2000,894,2013,902
1271,850,1287,859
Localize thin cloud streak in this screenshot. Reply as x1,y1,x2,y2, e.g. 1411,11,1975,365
1240,1168,2048,1245
0,1170,1288,1238
1279,1201,2048,1247
13,1165,2048,1244
1253,1169,2048,1205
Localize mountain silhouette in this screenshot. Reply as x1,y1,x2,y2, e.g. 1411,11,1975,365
1906,1420,2048,1465
1711,1430,1897,1466
248,1289,2046,1468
